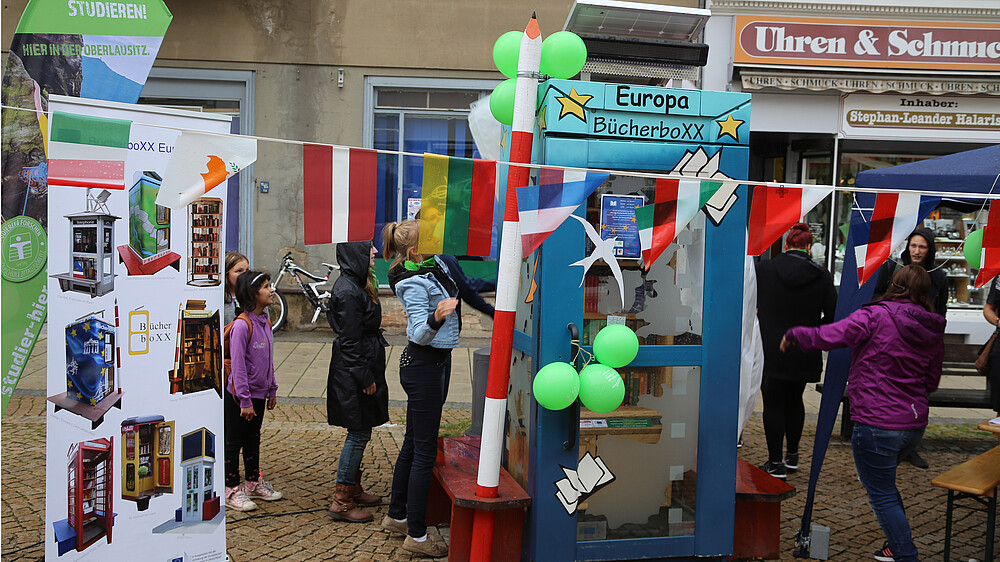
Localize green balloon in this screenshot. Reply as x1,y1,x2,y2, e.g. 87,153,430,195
592,324,639,368
579,363,625,413
493,31,522,78
965,228,984,269
533,361,580,410
489,78,516,126
540,31,587,79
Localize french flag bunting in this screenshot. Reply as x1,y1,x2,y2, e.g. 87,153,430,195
975,202,1000,288
747,184,834,256
516,168,609,256
854,192,928,287
302,144,377,245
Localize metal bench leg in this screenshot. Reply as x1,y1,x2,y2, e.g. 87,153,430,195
988,488,997,562
945,490,954,562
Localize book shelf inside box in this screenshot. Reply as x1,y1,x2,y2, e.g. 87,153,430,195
188,198,222,287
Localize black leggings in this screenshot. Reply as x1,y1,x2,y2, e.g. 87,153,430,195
225,392,266,487
761,378,807,463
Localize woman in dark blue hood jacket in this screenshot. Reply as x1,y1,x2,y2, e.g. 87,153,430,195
326,241,389,523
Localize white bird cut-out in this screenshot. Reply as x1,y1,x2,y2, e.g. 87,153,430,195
568,214,626,310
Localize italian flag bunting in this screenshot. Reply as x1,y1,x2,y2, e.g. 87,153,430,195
747,184,834,255
47,111,131,190
418,153,497,256
637,178,723,271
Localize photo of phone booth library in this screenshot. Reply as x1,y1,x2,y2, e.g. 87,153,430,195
503,75,751,559
118,171,181,275
121,416,174,512
50,188,119,298
52,438,114,557
47,313,122,430
168,300,222,398
178,428,220,523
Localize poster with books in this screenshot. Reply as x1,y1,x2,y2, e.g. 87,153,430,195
45,95,228,561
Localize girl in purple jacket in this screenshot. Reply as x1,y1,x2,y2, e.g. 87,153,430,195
225,270,283,512
782,265,945,562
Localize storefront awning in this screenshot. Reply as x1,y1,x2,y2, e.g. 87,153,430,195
739,69,1000,96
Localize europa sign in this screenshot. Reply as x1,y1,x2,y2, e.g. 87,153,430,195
734,16,1000,71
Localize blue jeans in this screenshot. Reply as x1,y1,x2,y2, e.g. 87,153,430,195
852,423,924,562
336,428,372,486
388,345,449,537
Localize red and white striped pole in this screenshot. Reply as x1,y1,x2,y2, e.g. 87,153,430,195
471,14,542,560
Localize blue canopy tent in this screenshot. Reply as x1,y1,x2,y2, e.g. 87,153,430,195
794,144,1000,555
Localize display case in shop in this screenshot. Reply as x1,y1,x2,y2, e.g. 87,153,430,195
187,198,222,287
924,209,987,309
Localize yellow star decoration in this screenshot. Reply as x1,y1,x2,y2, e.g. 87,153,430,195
83,322,90,332
500,129,508,153
76,391,83,399
556,88,593,122
538,105,547,129
71,328,77,337
716,114,745,142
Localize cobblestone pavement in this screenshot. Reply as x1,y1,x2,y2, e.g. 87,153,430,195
4,392,999,561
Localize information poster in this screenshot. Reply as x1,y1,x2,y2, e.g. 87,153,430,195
600,194,644,259
45,95,228,561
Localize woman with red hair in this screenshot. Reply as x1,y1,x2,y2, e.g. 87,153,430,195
755,223,837,478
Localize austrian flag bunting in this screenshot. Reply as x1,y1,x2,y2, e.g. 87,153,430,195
47,111,131,190
302,144,377,245
854,192,924,286
747,184,834,255
417,153,497,256
975,202,1000,288
637,178,723,271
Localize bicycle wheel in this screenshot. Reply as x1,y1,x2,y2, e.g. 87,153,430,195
268,291,287,333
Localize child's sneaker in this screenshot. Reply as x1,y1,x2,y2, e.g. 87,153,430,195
244,478,283,501
225,486,257,512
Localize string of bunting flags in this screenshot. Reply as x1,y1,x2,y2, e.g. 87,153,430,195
11,102,1000,287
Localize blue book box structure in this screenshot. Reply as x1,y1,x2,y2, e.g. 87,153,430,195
504,79,750,560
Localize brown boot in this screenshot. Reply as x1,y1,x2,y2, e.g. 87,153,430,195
353,469,381,506
328,484,373,523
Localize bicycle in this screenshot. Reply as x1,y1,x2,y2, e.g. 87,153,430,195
268,252,339,333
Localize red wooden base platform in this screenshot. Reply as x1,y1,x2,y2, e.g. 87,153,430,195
117,245,180,276
731,457,796,560
426,436,531,562
48,389,123,430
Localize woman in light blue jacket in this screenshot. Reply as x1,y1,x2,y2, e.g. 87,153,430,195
379,220,458,558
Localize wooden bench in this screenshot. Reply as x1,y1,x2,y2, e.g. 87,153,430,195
931,445,1000,562
425,436,531,562
817,342,992,439
731,458,796,561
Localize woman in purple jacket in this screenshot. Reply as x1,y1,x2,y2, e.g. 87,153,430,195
781,265,944,562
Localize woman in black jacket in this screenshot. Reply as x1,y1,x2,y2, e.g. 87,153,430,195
326,241,389,523
756,223,837,478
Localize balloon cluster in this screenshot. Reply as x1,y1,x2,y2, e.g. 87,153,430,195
533,324,639,413
489,30,588,125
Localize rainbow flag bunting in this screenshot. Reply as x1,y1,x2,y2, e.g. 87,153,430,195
637,178,723,270
418,153,496,256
